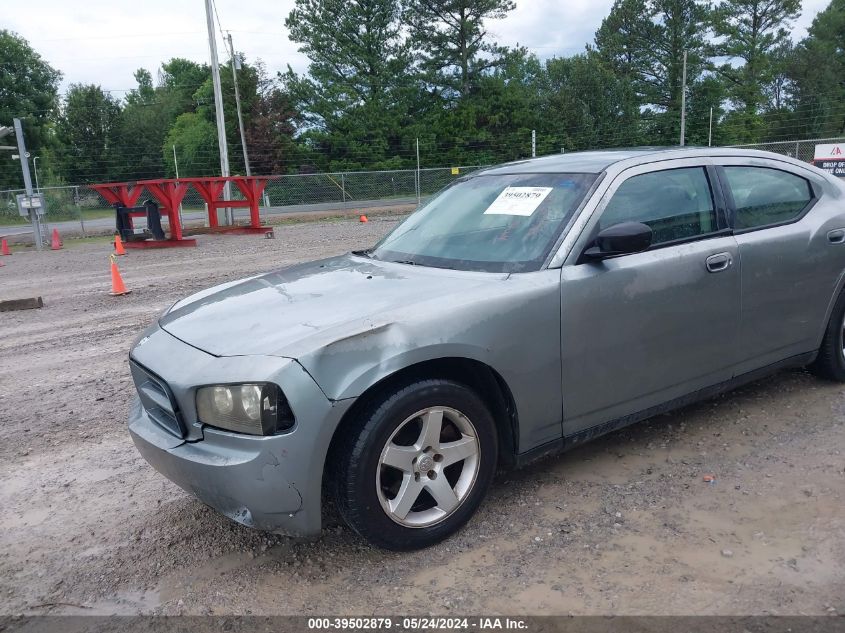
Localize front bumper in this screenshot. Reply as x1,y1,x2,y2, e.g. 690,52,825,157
128,325,354,537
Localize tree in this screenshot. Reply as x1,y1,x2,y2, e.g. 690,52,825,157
164,113,219,177
710,0,801,141
0,30,62,188
56,84,121,184
596,0,711,144
422,48,543,166
787,0,845,138
283,0,413,166
158,58,210,123
595,0,657,100
244,62,299,175
405,0,515,99
108,59,212,181
113,69,168,181
193,53,262,175
540,51,643,151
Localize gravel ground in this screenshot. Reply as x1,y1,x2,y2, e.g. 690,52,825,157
1,215,844,617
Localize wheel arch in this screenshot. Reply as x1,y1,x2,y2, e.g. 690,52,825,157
817,267,845,348
324,357,520,493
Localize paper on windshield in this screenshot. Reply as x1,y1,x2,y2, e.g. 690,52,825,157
483,187,553,216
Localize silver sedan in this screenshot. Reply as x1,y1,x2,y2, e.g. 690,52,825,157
128,147,845,550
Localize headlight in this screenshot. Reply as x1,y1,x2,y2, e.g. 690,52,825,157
196,383,294,436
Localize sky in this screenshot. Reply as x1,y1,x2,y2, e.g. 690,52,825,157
5,0,832,96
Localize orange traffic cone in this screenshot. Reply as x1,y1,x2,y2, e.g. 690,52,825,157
114,233,126,256
359,214,368,223
50,229,62,250
109,255,131,296
1,238,10,255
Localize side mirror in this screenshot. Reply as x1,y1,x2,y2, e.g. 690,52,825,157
583,222,653,260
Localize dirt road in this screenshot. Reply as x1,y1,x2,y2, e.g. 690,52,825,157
1,216,843,616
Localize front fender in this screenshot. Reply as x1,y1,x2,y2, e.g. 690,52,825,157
297,270,564,451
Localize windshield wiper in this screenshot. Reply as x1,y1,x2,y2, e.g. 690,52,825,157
391,259,417,265
352,249,376,260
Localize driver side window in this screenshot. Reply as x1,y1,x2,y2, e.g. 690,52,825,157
601,167,718,246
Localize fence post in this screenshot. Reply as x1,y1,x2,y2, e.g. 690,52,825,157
75,186,86,237
341,173,347,210
416,138,421,207
795,141,800,160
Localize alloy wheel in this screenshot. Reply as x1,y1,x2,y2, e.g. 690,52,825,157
376,407,480,528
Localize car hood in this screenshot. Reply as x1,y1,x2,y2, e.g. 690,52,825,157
159,254,507,358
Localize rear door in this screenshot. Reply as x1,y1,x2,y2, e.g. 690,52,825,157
557,159,742,437
717,159,845,373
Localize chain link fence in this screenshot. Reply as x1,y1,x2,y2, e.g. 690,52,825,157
3,137,843,236
0,165,485,234
728,137,845,163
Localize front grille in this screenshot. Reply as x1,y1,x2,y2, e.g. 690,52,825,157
130,360,185,438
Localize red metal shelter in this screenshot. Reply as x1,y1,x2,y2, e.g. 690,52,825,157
89,181,145,209
137,179,194,244
90,176,274,248
180,176,272,234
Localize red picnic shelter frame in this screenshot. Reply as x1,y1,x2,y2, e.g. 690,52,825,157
90,176,273,248
89,181,145,209
180,176,271,233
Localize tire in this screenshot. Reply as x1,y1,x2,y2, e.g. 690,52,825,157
810,290,845,382
332,378,498,550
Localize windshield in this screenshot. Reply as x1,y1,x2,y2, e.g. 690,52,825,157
369,173,597,272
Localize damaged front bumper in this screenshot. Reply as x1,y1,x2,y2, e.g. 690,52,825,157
128,324,354,537
130,398,309,532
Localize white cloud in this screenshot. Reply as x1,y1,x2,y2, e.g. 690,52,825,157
3,0,831,96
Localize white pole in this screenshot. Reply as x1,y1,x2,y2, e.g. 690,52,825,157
204,0,232,224
173,144,185,228
531,130,536,158
416,138,421,207
680,51,687,147
33,156,40,192
227,32,251,177
708,107,713,147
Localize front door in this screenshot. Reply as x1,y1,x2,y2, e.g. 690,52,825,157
558,162,741,437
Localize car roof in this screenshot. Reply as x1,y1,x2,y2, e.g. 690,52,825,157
475,146,809,175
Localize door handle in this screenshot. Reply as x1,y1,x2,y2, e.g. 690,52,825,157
828,229,845,244
705,252,732,273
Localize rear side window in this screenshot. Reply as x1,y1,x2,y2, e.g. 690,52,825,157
600,167,717,245
723,167,813,230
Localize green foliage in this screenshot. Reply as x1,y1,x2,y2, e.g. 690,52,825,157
787,0,845,137
596,0,711,144
0,30,62,189
540,51,643,151
282,0,415,170
404,0,516,98
710,0,802,141
164,113,219,178
113,69,168,181
56,84,122,184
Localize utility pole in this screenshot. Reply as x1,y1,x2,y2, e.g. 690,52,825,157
531,130,536,158
13,118,43,250
204,0,232,224
679,51,688,147
227,32,251,177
